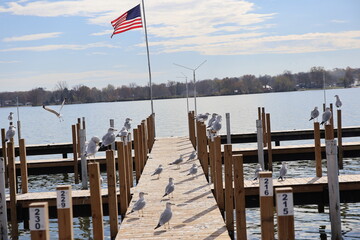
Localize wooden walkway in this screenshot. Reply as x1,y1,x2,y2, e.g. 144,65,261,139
116,137,230,240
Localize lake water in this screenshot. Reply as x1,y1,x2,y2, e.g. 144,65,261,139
1,88,360,239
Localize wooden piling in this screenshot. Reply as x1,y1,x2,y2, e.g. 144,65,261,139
71,125,79,184
276,187,295,240
188,111,196,148
7,141,18,239
262,107,267,147
214,136,224,213
117,142,129,217
337,109,343,169
79,129,88,189
89,162,104,240
325,124,342,239
314,122,322,177
133,128,141,183
126,135,133,188
138,124,145,173
223,145,234,236
76,121,81,157
266,113,273,171
258,107,261,120
0,157,9,240
29,202,50,240
256,119,265,169
106,150,119,238
330,103,334,127
259,171,274,240
56,185,74,240
110,119,115,150
19,138,28,193
198,123,209,179
208,138,216,184
226,113,231,144
1,128,8,188
142,121,148,164
233,154,247,240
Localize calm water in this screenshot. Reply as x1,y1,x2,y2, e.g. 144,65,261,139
1,88,360,239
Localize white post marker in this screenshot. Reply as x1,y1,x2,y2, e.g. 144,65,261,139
57,188,70,209
259,171,274,239
0,157,9,240
275,187,295,240
226,113,231,144
56,185,74,239
260,172,273,197
256,119,265,169
29,202,50,240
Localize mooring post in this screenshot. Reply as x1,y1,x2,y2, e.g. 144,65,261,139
208,138,216,184
256,119,265,170
71,125,79,184
259,171,274,240
325,124,342,240
330,103,334,127
276,187,295,240
233,154,247,240
110,119,115,150
133,128,141,183
7,141,18,239
0,157,9,240
142,120,149,164
224,145,234,237
198,123,209,179
138,124,145,173
89,162,104,240
29,202,50,240
266,113,273,171
76,120,81,157
117,142,128,218
314,122,322,177
56,185,74,240
1,128,8,188
262,107,267,148
214,136,224,214
257,107,261,120
79,129,88,189
226,113,231,144
19,139,28,193
337,109,343,169
126,134,133,189
106,150,119,238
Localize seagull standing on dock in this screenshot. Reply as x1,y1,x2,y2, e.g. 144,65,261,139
187,164,198,178
5,125,16,142
309,107,319,122
169,155,183,169
320,107,332,125
335,95,342,109
278,162,288,181
207,113,218,128
196,112,210,122
8,112,14,121
128,192,147,217
163,177,175,199
124,118,132,131
42,98,66,121
154,202,174,230
253,164,262,181
101,127,117,147
85,136,101,158
208,115,222,137
116,126,129,143
151,164,163,179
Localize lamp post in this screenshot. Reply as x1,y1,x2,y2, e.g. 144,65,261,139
176,72,189,113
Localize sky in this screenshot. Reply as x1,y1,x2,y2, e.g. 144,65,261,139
0,0,359,92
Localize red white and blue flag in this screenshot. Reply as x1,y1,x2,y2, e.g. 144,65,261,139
111,4,143,38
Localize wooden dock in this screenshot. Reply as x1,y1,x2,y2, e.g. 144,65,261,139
116,137,230,239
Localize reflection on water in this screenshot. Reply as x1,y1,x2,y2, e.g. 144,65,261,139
2,88,360,239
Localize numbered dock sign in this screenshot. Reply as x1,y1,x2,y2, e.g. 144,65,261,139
276,191,294,216
57,189,70,209
30,207,46,230
260,177,273,196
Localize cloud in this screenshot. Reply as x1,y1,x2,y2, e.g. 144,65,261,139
0,60,20,63
3,32,62,42
0,42,118,52
331,19,348,24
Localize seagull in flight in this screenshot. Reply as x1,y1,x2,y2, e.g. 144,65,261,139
42,98,66,121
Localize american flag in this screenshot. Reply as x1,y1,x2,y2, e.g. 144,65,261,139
111,4,143,37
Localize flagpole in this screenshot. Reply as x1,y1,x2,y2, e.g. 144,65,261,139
141,0,154,114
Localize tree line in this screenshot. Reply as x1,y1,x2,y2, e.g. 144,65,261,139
0,66,358,107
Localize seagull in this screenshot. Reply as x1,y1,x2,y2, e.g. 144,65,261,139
8,112,14,121
5,125,16,142
207,113,218,128
128,192,148,217
334,95,342,109
124,118,132,131
151,164,163,179
196,112,210,122
187,164,198,178
101,127,117,147
320,107,332,125
278,162,288,181
116,126,128,139
309,107,319,122
154,202,174,230
253,163,262,181
208,115,222,137
84,136,101,158
163,177,175,199
42,98,66,121
169,155,183,169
